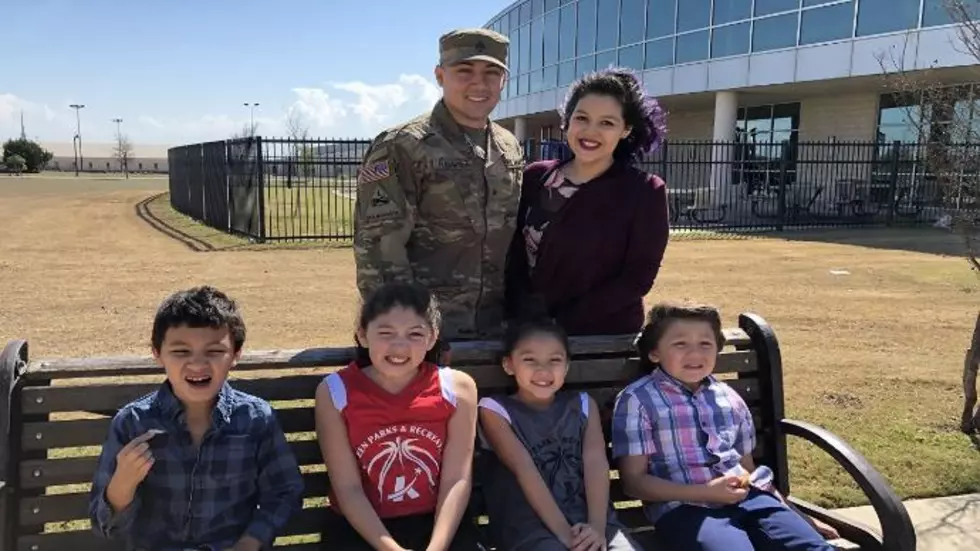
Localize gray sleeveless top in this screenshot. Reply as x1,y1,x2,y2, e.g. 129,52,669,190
479,391,592,548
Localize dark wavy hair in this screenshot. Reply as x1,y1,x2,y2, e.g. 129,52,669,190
151,286,246,352
559,67,668,164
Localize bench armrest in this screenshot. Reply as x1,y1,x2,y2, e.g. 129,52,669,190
781,419,915,551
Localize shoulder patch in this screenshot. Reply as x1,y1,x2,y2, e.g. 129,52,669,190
364,184,402,221
358,159,391,185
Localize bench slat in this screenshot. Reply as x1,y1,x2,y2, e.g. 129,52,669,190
20,331,752,380
19,352,757,415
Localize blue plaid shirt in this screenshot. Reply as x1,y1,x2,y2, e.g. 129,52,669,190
89,381,304,550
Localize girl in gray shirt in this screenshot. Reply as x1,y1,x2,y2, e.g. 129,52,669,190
478,314,641,551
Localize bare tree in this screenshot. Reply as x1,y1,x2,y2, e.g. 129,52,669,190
285,108,311,190
877,0,980,435
113,132,134,179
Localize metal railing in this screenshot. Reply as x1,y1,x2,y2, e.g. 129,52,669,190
168,137,975,242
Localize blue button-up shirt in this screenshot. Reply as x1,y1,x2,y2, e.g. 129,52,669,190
89,381,304,550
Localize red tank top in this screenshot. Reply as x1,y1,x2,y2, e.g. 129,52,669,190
324,361,457,518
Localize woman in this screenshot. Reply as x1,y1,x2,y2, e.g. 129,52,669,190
505,67,670,336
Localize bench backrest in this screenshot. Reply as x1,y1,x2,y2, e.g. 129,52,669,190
0,312,787,551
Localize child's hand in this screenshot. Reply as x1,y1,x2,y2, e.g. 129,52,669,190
106,430,158,509
700,475,749,505
570,523,605,551
811,517,840,540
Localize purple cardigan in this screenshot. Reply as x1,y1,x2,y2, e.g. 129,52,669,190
504,159,670,335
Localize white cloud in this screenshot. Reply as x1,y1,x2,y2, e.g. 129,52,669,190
3,74,442,145
0,93,57,127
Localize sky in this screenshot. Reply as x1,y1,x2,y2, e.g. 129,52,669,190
0,0,510,147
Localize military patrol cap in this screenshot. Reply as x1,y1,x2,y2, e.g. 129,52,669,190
439,28,510,72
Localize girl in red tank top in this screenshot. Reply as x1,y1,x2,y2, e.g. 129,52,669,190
314,282,482,551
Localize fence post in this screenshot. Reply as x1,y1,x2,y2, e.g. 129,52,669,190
886,140,901,227
660,140,669,178
777,141,789,231
256,136,267,242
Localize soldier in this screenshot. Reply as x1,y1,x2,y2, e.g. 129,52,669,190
353,28,525,342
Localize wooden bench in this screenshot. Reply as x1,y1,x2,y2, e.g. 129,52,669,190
0,313,916,551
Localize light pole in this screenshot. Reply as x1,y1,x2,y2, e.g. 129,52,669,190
69,104,85,176
243,102,259,135
111,118,127,178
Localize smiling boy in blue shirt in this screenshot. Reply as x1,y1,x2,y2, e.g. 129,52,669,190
88,286,304,551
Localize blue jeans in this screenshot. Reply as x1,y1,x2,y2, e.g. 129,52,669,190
654,489,835,551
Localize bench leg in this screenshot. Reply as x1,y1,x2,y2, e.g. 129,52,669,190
1,340,29,551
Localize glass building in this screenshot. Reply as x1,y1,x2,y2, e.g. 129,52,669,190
484,0,978,148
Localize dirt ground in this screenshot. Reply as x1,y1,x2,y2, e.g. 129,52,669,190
0,175,977,508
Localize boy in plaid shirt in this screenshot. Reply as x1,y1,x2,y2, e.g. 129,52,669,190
611,302,836,551
89,286,303,550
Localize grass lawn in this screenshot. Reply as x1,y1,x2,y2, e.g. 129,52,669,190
263,179,355,241
0,177,977,534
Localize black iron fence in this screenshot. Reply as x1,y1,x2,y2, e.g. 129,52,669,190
168,137,976,242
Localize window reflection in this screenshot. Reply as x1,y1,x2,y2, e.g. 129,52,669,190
711,21,750,58
619,44,645,69
856,0,919,36
596,0,620,51
577,0,598,54
752,13,798,52
647,0,676,38
714,0,752,25
544,10,559,65
620,0,647,44
531,19,544,70
755,0,799,17
799,1,854,45
559,4,576,60
676,30,710,63
596,49,617,70
559,60,576,85
576,54,596,77
645,38,674,68
677,0,711,32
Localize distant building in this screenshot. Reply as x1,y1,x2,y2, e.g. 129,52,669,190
41,142,171,174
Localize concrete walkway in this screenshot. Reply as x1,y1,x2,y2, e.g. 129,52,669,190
832,494,979,550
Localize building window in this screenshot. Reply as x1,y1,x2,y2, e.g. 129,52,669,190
620,0,646,45
544,10,560,64
530,69,543,93
545,0,559,11
510,7,520,30
856,0,919,37
88,162,93,169
618,44,644,69
576,54,597,77
803,0,838,6
577,0,597,54
532,0,544,17
799,1,855,45
596,0,620,51
559,4,576,59
531,18,544,70
154,163,159,170
596,49,617,70
677,0,711,32
559,60,576,85
138,163,143,170
676,30,710,63
735,103,801,188
647,0,676,39
520,1,532,24
520,24,531,71
755,0,799,17
711,21,750,57
713,0,752,25
510,30,521,74
877,93,923,144
645,38,674,68
752,13,798,52
543,65,558,89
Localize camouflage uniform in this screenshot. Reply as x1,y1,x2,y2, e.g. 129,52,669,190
353,29,525,340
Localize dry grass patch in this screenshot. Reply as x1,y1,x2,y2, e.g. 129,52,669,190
0,179,977,511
